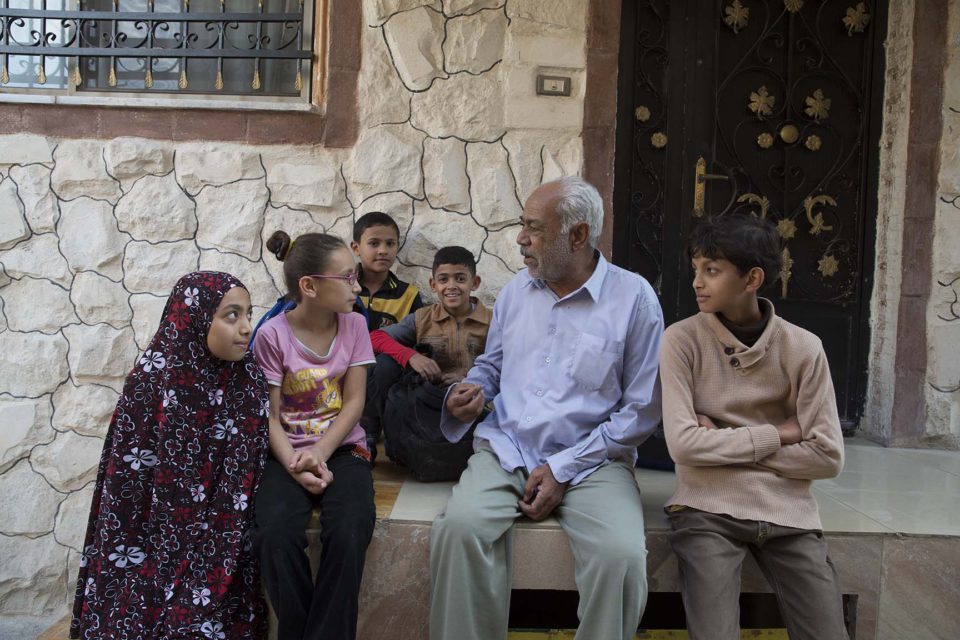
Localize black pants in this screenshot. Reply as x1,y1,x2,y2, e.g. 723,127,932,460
361,353,403,452
253,449,375,640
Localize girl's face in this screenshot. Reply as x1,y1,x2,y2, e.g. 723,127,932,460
206,286,253,361
301,246,362,314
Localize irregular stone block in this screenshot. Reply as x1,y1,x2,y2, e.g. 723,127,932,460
51,382,118,438
0,134,54,166
0,276,78,333
483,223,524,272
0,332,69,396
0,397,55,474
346,123,425,204
196,180,269,260
502,129,582,202
198,250,280,309
0,460,63,536
423,137,471,213
359,23,411,126
0,178,30,250
411,71,505,141
506,0,587,32
129,293,168,351
443,0,503,16
57,198,129,281
475,250,516,305
63,324,139,392
263,151,340,209
504,32,586,68
9,164,58,233
445,8,507,74
32,430,103,492
0,531,69,615
0,233,72,287
175,145,264,195
70,271,131,328
384,6,447,91
51,140,121,203
466,140,523,228
123,239,200,296
115,173,196,242
367,0,441,27
55,484,95,552
400,200,485,268
104,137,173,182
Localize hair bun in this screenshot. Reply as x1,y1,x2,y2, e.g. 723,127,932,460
266,230,293,261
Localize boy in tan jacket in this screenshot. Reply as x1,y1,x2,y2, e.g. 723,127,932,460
660,215,848,640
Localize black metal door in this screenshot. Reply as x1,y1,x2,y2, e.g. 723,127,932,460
614,0,886,425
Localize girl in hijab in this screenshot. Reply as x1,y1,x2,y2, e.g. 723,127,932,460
71,271,269,640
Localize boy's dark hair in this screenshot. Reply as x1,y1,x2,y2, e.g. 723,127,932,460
353,211,400,243
432,246,476,276
687,215,781,287
266,230,348,301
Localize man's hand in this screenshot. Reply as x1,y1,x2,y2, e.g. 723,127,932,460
446,383,484,422
776,415,802,445
518,464,568,521
696,414,718,429
408,353,441,382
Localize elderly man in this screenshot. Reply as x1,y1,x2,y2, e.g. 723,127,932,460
430,176,663,640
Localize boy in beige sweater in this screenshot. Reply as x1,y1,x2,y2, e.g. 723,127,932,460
660,215,848,640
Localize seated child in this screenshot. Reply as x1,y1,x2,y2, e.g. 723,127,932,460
351,211,423,459
660,214,848,640
370,246,492,480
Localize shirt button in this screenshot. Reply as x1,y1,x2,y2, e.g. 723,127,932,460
536,389,544,396
548,327,557,335
526,416,532,422
724,347,735,355
730,358,740,368
544,356,551,364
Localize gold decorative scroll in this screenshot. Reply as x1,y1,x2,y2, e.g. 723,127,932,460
252,67,262,91
737,192,770,219
38,64,47,85
777,218,797,240
784,0,803,12
748,86,775,118
804,194,836,235
179,68,188,89
804,89,831,120
724,0,749,34
1,64,8,85
780,247,794,297
818,254,839,277
108,66,117,87
72,65,82,87
215,70,224,91
843,3,870,35
145,68,153,89
295,69,303,92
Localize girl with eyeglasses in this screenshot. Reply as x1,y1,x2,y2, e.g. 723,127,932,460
252,231,376,640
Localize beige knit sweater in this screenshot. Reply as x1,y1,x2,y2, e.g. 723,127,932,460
660,300,844,530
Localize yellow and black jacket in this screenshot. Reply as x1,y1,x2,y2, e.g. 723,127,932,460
354,269,423,331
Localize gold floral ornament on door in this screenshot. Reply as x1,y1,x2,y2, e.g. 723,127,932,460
724,0,749,34
843,3,871,35
748,85,775,119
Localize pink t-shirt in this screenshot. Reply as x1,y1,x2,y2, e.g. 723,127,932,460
253,311,375,451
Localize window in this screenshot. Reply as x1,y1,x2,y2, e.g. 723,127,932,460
0,0,314,100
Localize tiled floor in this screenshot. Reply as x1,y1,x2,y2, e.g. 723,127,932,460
386,438,960,536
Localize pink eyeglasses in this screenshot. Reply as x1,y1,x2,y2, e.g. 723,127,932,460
309,273,359,286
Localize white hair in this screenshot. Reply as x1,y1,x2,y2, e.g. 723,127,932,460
545,176,604,249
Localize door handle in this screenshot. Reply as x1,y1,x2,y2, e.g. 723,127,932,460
693,156,729,217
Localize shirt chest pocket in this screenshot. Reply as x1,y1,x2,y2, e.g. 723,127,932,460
567,332,623,391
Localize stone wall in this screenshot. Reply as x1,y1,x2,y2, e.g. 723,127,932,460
0,0,587,625
927,0,960,443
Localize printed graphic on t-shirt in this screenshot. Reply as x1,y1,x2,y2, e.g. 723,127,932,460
280,367,344,436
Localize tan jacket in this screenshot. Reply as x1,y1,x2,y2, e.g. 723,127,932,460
415,300,492,385
659,299,844,530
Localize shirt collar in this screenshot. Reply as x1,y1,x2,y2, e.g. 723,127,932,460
357,266,398,294
701,297,781,369
523,251,608,303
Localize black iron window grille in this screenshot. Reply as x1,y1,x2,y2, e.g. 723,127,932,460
0,0,313,97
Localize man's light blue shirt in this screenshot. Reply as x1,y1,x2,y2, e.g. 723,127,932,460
440,253,664,485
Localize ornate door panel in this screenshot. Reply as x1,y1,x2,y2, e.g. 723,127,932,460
614,0,886,424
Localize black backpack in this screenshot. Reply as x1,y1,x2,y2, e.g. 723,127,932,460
383,367,479,482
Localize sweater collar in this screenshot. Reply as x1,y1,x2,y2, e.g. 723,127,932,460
700,298,781,369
